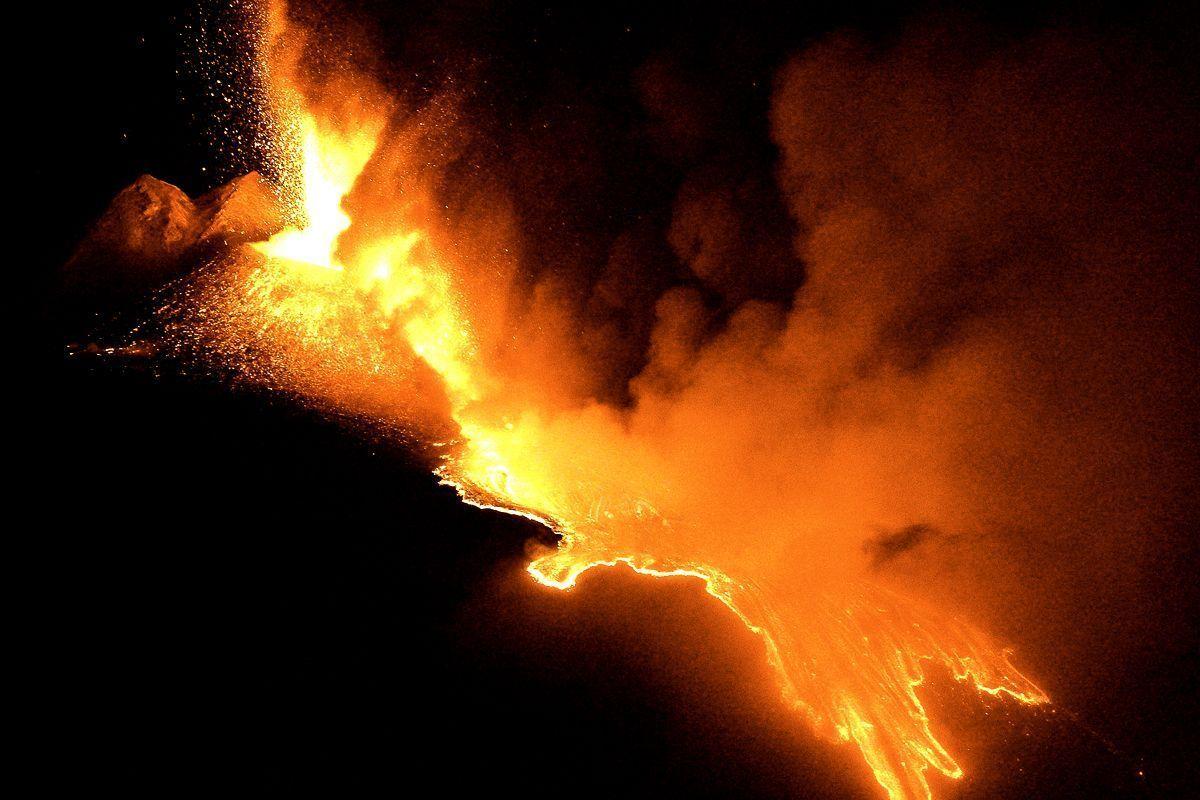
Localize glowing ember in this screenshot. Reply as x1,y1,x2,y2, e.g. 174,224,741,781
168,3,1051,798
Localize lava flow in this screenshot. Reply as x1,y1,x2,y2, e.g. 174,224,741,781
161,3,1052,799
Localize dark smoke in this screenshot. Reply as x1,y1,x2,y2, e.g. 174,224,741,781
866,524,940,568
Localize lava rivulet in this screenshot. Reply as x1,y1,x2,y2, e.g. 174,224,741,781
169,3,1051,799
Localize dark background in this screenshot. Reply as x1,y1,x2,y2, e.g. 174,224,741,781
30,1,1197,797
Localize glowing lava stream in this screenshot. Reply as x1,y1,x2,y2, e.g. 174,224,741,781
209,4,1051,799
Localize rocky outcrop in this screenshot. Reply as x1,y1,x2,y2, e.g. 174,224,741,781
194,172,287,248
63,172,285,295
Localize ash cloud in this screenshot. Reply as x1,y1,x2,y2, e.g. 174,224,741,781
760,20,1197,606
447,13,1197,735
322,8,1197,668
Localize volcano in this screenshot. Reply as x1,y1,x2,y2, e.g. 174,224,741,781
35,1,1200,799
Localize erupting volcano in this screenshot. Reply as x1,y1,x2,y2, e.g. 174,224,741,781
134,4,1052,798
52,0,1200,798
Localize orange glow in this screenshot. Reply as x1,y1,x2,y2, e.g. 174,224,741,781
189,4,1050,798
251,118,377,270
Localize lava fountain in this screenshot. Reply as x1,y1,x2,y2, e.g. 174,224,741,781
164,3,1051,798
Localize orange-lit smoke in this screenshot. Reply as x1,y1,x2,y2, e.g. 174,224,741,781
165,4,1199,799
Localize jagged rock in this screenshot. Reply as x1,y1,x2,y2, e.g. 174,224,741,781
194,172,287,247
62,172,285,295
65,175,198,279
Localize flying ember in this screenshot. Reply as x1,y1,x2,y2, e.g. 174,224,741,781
167,3,1052,798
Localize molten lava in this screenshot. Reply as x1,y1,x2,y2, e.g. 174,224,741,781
174,3,1050,798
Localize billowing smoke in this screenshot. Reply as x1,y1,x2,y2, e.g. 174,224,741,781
415,12,1196,776
430,13,1199,665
